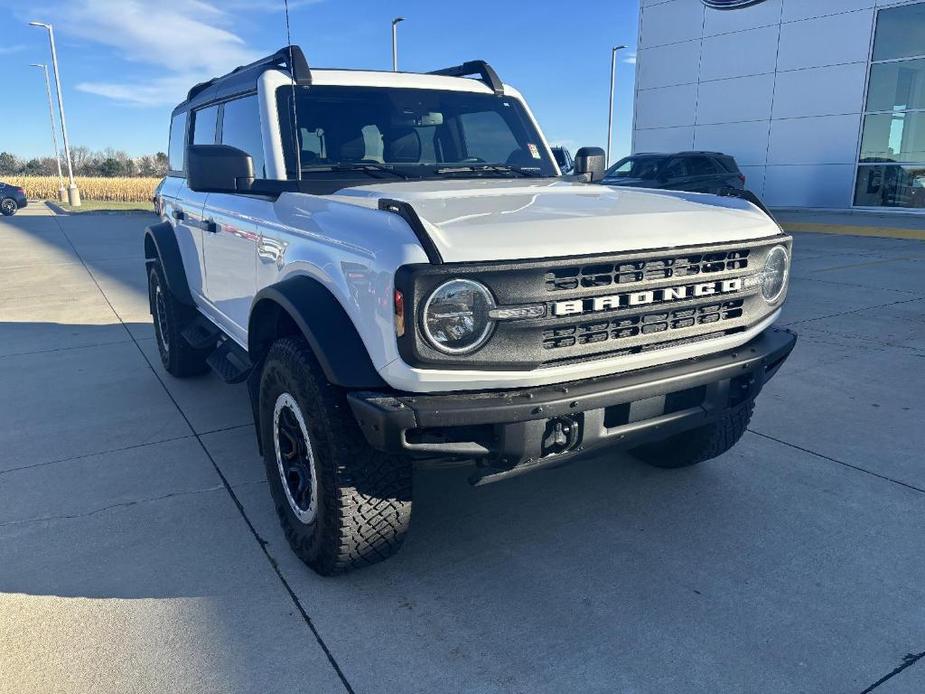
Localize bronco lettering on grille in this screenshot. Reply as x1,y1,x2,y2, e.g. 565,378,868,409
552,279,744,317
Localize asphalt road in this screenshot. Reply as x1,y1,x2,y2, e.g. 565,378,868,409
1,207,923,693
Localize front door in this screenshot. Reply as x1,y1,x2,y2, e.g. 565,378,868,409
200,193,261,345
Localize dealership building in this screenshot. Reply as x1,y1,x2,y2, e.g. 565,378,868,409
632,0,925,211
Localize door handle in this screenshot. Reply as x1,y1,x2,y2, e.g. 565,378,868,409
171,208,185,221
200,219,219,233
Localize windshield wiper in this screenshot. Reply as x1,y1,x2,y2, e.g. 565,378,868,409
302,163,413,179
434,164,544,178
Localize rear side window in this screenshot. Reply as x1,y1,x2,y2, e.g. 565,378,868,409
717,155,740,173
688,156,719,176
193,105,219,145
221,95,266,178
663,158,690,179
168,112,188,174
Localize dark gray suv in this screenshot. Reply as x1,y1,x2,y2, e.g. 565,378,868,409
600,151,746,195
0,182,28,216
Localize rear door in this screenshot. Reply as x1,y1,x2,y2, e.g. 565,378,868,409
685,156,723,193
161,110,208,301
200,94,265,343
659,156,692,190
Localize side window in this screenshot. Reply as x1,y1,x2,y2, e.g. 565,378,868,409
192,105,219,145
688,156,719,176
663,158,690,179
221,95,266,178
458,110,520,164
168,112,188,174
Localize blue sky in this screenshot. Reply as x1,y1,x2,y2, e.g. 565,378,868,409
0,0,638,160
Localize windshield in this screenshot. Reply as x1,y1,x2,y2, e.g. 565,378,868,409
276,85,557,179
603,155,665,181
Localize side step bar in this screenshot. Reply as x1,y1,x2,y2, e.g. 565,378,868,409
180,316,222,350
206,339,253,384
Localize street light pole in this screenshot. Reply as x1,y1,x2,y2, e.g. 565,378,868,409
391,17,405,72
606,45,627,169
30,63,66,202
29,21,80,206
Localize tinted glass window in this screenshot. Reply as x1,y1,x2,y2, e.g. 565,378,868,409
277,86,556,178
866,58,925,112
716,156,740,173
860,112,925,163
192,105,219,145
221,95,266,177
688,156,718,175
458,110,522,163
872,3,925,62
663,158,690,179
168,112,188,173
855,164,925,208
604,155,664,179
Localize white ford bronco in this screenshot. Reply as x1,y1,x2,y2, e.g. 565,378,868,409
146,46,796,575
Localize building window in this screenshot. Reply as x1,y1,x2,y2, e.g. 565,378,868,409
856,2,925,209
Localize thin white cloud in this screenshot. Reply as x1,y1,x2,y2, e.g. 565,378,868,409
20,0,265,106
0,44,27,55
623,52,637,65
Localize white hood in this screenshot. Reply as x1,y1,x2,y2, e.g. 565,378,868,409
329,179,780,263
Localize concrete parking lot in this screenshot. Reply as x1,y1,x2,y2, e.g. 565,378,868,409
1,206,923,694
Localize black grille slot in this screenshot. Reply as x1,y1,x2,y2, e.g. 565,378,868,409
543,300,746,351
544,249,751,292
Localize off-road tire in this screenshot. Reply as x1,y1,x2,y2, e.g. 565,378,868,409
631,401,754,469
147,261,210,377
258,337,412,576
1,197,17,216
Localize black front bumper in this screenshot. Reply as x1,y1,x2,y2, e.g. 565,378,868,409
348,327,796,483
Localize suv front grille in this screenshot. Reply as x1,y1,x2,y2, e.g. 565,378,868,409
544,249,751,292
394,236,789,371
542,300,746,351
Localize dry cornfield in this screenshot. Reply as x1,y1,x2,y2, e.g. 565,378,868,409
6,176,160,202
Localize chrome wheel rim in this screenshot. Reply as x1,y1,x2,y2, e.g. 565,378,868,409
273,393,319,524
1,199,14,215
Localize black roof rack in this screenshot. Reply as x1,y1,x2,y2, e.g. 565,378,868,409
429,60,504,96
177,45,312,113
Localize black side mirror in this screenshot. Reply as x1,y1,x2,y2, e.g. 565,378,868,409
187,144,255,194
573,147,606,183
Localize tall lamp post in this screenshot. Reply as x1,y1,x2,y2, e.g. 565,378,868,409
606,45,627,169
391,17,405,71
29,63,66,203
29,21,80,207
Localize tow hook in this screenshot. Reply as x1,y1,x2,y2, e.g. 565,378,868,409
542,415,582,456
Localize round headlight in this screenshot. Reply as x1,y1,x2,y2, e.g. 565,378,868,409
422,279,495,354
761,245,789,303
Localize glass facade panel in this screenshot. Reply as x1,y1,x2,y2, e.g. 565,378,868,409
858,2,925,209
854,164,925,208
860,112,925,163
872,3,925,62
866,58,925,112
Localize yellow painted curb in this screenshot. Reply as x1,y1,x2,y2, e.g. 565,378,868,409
782,222,925,241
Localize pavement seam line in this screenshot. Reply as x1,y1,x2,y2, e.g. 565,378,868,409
0,434,196,477
0,424,252,478
50,216,356,694
789,273,921,295
781,296,924,328
0,338,136,361
747,430,925,496
859,650,925,694
0,485,226,528
789,326,925,355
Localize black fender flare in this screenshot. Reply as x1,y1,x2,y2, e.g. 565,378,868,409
248,275,386,389
143,221,194,306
